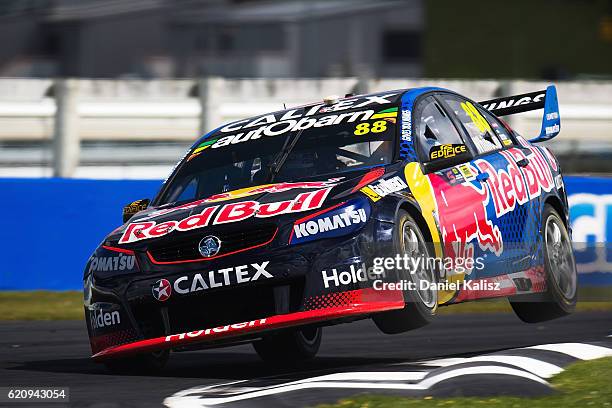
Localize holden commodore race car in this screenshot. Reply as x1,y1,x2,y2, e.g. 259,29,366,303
84,85,577,371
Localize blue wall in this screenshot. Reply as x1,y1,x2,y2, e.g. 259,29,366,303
0,178,160,290
564,176,612,285
0,176,610,290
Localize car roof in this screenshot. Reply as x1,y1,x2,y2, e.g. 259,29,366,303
193,88,416,147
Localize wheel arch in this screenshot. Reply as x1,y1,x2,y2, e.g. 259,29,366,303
544,193,568,228
397,200,434,244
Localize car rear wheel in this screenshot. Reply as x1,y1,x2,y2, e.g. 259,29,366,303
510,204,577,323
103,349,169,374
252,326,321,363
373,210,438,334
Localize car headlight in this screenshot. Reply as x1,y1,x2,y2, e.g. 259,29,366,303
83,273,92,307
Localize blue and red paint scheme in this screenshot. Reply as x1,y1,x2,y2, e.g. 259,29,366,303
84,85,571,363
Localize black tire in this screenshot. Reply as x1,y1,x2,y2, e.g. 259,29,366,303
103,349,169,374
253,326,321,364
373,210,438,334
510,204,577,323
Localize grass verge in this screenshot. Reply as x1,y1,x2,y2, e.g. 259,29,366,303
0,287,610,320
438,286,611,314
318,357,612,408
0,291,84,320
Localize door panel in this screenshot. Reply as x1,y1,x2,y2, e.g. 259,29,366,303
411,95,496,287
439,94,533,279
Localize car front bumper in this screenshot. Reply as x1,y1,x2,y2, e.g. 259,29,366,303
86,217,400,360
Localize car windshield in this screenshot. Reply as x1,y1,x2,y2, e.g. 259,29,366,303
157,104,398,205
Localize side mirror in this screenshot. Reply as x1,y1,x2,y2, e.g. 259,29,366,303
122,199,150,223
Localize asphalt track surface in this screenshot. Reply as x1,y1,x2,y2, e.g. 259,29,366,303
1,311,611,407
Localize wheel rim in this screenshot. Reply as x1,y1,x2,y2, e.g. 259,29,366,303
402,223,437,308
544,215,576,300
298,327,320,345
151,349,167,359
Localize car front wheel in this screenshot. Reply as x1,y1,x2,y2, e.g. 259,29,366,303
373,210,438,334
103,349,169,374
253,326,322,364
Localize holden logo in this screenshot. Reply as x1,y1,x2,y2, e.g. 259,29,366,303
199,235,221,258
152,279,171,302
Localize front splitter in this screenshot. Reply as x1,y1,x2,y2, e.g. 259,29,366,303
92,288,404,361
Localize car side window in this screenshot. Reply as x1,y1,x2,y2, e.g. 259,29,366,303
479,108,514,147
441,95,503,155
415,96,468,167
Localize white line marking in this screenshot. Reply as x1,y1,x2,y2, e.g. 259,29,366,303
302,371,428,382
416,356,562,378
524,343,612,360
163,341,612,407
418,365,550,389
163,366,549,408
461,356,561,378
413,357,467,367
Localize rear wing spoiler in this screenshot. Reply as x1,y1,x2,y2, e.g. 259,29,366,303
479,85,560,143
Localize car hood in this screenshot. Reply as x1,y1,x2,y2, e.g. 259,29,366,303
107,166,390,248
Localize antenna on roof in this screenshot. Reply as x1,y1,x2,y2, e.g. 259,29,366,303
323,95,340,105
283,103,287,109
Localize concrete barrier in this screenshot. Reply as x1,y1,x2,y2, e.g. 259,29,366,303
1,77,611,153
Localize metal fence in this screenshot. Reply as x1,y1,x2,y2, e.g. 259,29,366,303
1,78,611,178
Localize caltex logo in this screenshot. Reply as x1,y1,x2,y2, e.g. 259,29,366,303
152,279,172,302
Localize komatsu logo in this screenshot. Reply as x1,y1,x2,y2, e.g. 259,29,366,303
294,208,367,239
290,198,371,244
89,253,135,273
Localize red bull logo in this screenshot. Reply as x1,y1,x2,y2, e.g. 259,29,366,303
429,146,555,263
501,146,555,200
474,154,528,218
430,171,503,265
134,179,341,221
119,187,332,244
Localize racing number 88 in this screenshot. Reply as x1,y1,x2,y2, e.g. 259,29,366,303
354,120,387,135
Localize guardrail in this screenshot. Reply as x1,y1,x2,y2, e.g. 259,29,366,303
1,78,612,177
0,176,609,290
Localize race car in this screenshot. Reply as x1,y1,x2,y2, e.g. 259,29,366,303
84,85,577,372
